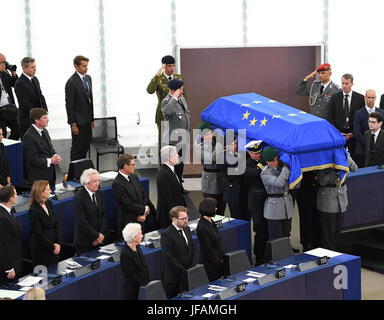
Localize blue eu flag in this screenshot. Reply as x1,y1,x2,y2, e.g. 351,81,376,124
200,93,349,188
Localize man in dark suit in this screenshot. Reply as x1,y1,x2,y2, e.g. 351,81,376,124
112,154,158,241
328,74,365,160
73,168,107,255
14,57,47,139
22,108,61,188
157,145,186,229
0,185,22,285
0,53,19,140
353,89,384,167
65,55,94,161
160,206,195,298
365,112,384,167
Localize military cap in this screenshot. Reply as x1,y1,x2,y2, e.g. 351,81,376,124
317,63,331,72
168,78,184,90
161,55,175,64
262,147,278,162
198,121,212,132
245,140,263,154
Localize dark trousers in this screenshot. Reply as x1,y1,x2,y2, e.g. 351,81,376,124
267,218,292,241
70,123,92,161
355,154,365,168
203,193,226,216
0,117,19,140
164,281,181,299
318,211,344,250
251,210,268,264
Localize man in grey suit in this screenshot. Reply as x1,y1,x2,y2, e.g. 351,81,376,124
65,55,94,161
316,153,357,250
296,63,341,120
365,112,384,167
260,147,294,241
161,78,190,183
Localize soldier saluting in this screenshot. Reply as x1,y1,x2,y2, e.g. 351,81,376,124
296,63,341,121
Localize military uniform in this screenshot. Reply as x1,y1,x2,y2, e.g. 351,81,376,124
261,164,294,241
222,149,247,220
147,73,184,126
296,79,341,120
316,154,357,249
244,156,268,264
194,140,226,216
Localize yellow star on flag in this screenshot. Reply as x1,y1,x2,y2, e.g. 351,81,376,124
253,101,262,104
287,113,297,117
272,115,281,119
268,100,277,103
249,117,257,126
260,117,268,126
241,104,251,107
299,111,307,114
242,110,250,120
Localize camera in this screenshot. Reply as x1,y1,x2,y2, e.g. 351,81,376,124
5,61,17,72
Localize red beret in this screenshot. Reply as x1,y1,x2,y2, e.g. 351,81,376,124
317,63,331,72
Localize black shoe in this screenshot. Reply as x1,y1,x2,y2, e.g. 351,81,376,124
292,247,300,253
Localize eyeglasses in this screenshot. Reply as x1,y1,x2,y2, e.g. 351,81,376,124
177,216,189,221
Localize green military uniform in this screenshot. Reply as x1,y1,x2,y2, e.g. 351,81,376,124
147,73,185,127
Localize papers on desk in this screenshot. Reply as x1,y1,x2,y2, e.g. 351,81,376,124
99,247,118,254
208,285,227,292
305,247,342,258
246,271,266,278
66,261,82,269
212,215,234,223
97,255,112,260
202,293,214,298
17,276,43,287
0,289,26,300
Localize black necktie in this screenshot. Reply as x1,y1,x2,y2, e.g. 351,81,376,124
344,94,350,127
92,193,98,208
41,130,49,145
370,133,376,151
168,77,172,81
320,85,324,95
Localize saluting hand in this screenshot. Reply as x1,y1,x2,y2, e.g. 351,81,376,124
304,70,317,81
156,64,165,77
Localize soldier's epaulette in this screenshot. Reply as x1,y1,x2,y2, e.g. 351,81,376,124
257,163,264,170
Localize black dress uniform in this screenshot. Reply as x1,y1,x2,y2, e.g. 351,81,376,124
244,148,268,265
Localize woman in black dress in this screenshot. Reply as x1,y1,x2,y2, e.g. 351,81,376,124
120,223,150,300
196,197,225,282
0,128,10,187
28,180,60,267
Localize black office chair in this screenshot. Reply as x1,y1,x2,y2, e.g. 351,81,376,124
181,264,209,291
223,250,252,276
138,280,167,300
264,237,293,262
91,117,124,171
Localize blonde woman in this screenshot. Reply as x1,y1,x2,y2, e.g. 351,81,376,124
23,287,46,300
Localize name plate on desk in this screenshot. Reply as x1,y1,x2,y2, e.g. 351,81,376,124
90,259,101,270
298,256,329,272
51,275,62,286
213,284,247,300
257,270,285,286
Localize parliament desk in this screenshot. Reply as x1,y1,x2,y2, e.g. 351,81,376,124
3,138,23,186
172,251,361,300
14,177,149,258
5,218,251,300
344,165,384,230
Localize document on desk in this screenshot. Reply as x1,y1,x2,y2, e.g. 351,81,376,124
208,285,227,292
247,271,266,278
0,289,26,299
99,247,118,254
66,261,82,269
17,276,43,287
97,255,112,260
305,248,342,258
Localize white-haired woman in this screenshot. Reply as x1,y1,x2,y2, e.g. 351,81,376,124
120,223,150,300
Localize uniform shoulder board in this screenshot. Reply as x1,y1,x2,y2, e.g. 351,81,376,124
257,163,265,170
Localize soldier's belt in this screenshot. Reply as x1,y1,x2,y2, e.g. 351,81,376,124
267,193,288,198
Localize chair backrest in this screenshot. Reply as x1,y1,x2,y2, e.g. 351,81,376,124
67,158,95,181
224,250,251,275
138,280,167,300
181,264,209,291
264,237,293,262
92,117,118,143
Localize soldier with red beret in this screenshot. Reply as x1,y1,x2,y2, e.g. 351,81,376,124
296,63,341,120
